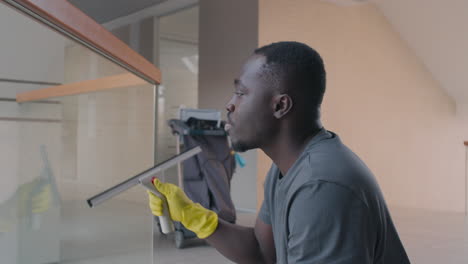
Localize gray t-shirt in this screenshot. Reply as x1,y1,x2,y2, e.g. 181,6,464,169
259,129,410,263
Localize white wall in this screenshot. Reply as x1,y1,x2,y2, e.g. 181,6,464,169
199,0,259,211
257,0,468,213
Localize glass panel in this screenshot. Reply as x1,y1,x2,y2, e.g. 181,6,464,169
155,6,199,185
0,3,155,264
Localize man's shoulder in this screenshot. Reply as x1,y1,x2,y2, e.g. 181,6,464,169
288,179,369,210
288,146,379,210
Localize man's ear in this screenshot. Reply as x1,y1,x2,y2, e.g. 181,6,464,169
273,94,293,119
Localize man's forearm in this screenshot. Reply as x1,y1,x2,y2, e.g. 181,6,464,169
147,179,272,262
205,219,267,264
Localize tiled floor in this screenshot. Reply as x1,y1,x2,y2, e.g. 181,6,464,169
58,201,468,263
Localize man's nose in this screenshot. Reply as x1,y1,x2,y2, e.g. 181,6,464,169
226,102,235,113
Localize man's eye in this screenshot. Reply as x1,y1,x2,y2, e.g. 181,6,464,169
234,92,244,96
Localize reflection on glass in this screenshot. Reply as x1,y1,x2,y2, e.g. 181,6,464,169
0,3,155,264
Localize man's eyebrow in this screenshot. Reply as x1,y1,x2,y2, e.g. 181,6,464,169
234,79,246,89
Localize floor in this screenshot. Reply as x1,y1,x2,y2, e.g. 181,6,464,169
392,207,468,264
60,200,153,264
59,200,256,264
152,212,256,264
31,200,468,263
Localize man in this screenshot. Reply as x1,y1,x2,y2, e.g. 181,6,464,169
148,41,410,263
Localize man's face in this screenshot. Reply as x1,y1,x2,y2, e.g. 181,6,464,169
225,55,278,152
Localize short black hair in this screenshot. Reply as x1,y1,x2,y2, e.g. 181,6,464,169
254,41,326,121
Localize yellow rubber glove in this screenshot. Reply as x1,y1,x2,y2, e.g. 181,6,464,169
0,218,12,233
17,179,51,217
31,183,51,214
148,178,218,239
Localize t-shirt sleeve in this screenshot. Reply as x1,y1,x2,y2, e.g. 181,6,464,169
258,176,271,224
258,199,271,224
287,181,374,264
258,165,275,225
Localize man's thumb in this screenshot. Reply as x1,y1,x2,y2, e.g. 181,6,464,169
152,177,168,196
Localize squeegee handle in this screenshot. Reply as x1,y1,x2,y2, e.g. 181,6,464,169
148,178,174,234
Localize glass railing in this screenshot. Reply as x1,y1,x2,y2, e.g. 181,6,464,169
0,3,155,263
1,2,256,263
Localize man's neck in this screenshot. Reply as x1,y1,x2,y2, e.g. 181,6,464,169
262,126,322,176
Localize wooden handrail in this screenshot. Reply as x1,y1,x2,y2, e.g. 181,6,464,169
1,0,161,86
16,73,148,102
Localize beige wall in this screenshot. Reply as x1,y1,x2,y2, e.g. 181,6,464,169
199,0,259,211
374,0,468,108
257,0,468,212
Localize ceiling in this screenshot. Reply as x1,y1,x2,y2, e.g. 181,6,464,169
321,0,370,6
373,0,468,112
69,0,167,23
323,0,468,112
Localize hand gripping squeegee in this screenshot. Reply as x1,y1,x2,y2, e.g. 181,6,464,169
86,146,202,234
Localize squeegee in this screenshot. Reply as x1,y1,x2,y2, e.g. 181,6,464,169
86,146,202,234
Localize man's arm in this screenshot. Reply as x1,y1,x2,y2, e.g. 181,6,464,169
148,178,276,263
205,217,276,264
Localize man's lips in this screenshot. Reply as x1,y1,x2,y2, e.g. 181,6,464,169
226,114,233,132
225,123,232,132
